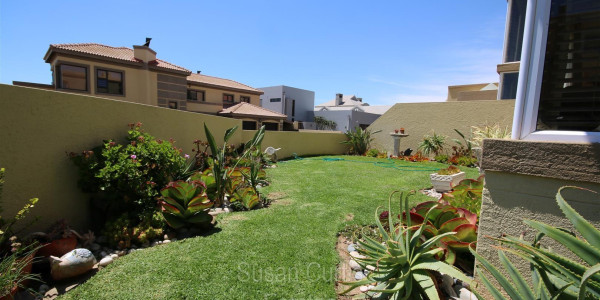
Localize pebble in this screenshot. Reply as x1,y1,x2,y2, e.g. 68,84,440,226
151,241,160,247
89,243,101,251
355,271,366,280
39,284,50,294
98,256,113,267
347,244,356,252
162,239,171,244
110,254,118,259
349,259,362,271
223,207,233,213
117,250,126,256
359,286,368,292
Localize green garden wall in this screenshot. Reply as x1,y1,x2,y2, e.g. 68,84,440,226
0,85,346,231
368,100,515,155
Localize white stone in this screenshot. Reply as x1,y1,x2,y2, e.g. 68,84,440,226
98,256,113,267
162,239,171,244
349,259,362,271
110,254,118,259
355,271,366,280
453,286,478,300
359,286,368,292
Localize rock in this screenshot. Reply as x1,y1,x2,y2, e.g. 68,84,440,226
164,232,176,240
355,271,366,280
359,286,369,292
110,254,118,259
162,239,171,244
117,250,126,257
39,284,50,294
347,244,356,253
49,249,97,281
90,243,101,251
441,273,457,297
223,207,233,213
128,249,136,254
349,259,362,271
151,241,160,247
453,286,477,300
98,256,113,267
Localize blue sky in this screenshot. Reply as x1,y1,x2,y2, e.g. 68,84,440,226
0,1,507,105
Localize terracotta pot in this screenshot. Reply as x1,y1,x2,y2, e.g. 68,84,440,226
37,235,77,257
400,128,405,134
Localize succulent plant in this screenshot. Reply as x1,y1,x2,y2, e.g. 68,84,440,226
406,200,478,271
159,180,213,229
473,186,600,299
340,191,473,299
440,175,484,216
230,187,260,210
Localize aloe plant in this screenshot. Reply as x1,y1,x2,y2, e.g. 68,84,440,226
418,131,447,156
440,175,484,216
340,191,473,299
341,127,381,156
159,180,214,229
473,186,600,299
203,124,265,207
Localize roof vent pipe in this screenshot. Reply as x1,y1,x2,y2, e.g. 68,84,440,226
336,93,343,106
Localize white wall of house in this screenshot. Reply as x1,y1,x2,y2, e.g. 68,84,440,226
259,85,315,122
314,109,380,132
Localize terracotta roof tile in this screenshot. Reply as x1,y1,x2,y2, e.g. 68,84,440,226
219,102,286,119
187,73,262,94
45,43,190,73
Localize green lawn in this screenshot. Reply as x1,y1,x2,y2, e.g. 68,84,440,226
60,156,478,300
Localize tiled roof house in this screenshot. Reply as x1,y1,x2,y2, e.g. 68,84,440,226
15,40,275,125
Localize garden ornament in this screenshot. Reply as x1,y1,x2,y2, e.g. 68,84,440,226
49,248,97,280
264,146,281,162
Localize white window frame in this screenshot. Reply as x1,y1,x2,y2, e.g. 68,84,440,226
511,0,600,143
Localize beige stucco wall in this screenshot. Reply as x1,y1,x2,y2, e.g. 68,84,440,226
49,55,163,106
0,84,345,232
477,139,600,289
242,130,348,159
447,83,496,101
368,100,515,156
186,83,260,114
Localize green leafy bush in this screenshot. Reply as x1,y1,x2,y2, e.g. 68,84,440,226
434,154,449,163
366,148,380,157
473,186,600,299
448,129,477,167
341,128,381,156
418,131,447,156
101,212,164,248
340,191,473,299
69,123,187,226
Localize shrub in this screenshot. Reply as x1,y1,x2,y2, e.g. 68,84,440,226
471,123,511,148
341,128,381,156
418,131,447,156
436,165,461,175
69,123,187,228
314,116,337,130
366,148,380,157
340,191,473,299
434,154,449,163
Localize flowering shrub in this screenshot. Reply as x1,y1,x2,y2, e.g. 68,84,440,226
69,123,187,228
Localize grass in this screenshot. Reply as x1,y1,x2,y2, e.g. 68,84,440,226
60,156,479,299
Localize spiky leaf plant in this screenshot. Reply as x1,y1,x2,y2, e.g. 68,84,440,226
339,191,473,299
473,186,600,299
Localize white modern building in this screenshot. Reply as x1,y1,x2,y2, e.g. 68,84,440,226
258,85,315,123
314,93,391,132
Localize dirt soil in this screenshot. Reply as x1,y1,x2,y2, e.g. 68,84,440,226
335,235,361,299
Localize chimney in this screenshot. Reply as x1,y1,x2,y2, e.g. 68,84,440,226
335,93,343,106
357,97,362,102
196,71,201,74
133,38,156,63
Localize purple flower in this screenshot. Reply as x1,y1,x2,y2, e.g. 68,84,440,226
184,154,190,159
130,154,137,159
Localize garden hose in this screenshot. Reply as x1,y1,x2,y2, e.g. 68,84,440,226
283,154,439,172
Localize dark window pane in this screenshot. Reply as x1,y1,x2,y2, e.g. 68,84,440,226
505,0,527,62
242,121,257,130
501,72,519,99
187,90,197,100
537,0,600,132
270,98,281,102
60,65,87,91
96,68,123,95
168,101,178,109
263,122,279,131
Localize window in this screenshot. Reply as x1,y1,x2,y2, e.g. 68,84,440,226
57,64,87,91
223,94,234,108
242,121,257,130
513,0,600,142
96,69,123,95
270,98,281,102
168,101,178,109
504,0,527,63
240,96,250,103
263,122,279,131
187,90,205,101
500,72,519,99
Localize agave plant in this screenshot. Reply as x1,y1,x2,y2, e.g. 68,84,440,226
473,186,600,299
340,191,473,299
341,127,381,156
407,200,478,271
230,187,260,210
159,180,214,229
418,131,447,156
